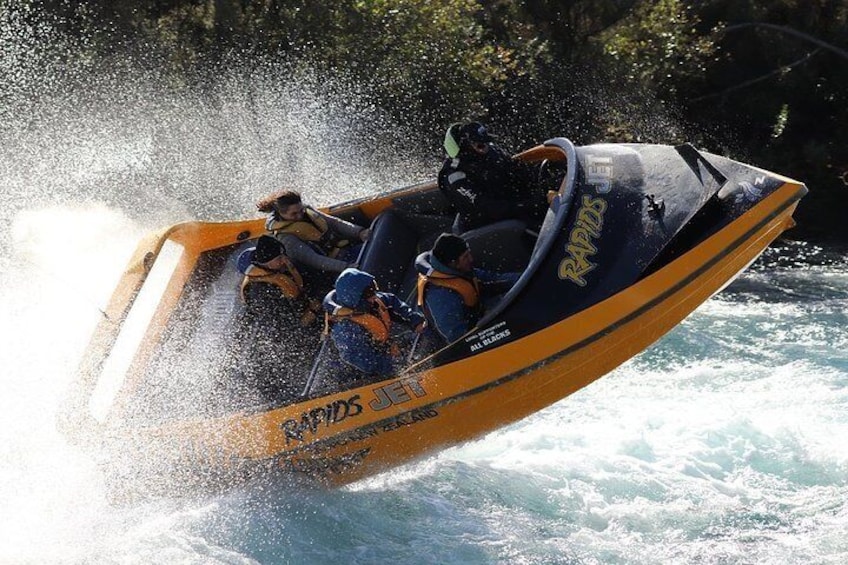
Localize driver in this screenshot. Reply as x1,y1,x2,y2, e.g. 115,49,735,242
438,121,543,233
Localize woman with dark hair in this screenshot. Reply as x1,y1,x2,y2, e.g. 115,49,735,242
257,189,370,274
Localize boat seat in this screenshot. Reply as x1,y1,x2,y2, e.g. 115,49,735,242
358,209,421,295
462,219,533,273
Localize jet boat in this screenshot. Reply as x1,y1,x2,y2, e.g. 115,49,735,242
59,138,807,498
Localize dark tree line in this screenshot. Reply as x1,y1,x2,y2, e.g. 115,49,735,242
7,0,848,243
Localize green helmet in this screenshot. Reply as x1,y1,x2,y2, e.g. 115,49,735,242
444,123,462,158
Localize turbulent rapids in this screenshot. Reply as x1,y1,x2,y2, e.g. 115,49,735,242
2,57,845,565
8,9,848,562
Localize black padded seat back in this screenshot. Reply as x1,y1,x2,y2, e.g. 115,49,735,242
462,219,532,273
358,209,421,295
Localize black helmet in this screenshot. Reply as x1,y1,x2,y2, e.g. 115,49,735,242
444,122,495,157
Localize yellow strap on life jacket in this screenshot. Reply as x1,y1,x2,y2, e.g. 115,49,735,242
417,270,481,308
267,208,350,258
327,298,392,343
240,264,303,301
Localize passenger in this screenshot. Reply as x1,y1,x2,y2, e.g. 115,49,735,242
234,235,322,401
439,121,542,232
257,189,370,275
323,268,426,379
236,235,321,326
416,233,520,344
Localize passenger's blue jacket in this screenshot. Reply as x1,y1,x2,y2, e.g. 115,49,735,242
324,268,424,377
415,251,520,343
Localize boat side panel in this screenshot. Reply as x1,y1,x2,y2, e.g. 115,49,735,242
106,246,201,425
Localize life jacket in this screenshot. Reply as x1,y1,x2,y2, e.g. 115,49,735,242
325,297,399,355
241,264,319,326
416,269,481,310
267,207,350,258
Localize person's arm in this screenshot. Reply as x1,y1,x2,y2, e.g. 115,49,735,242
276,234,351,272
317,209,369,242
506,156,538,201
378,292,426,330
475,268,521,298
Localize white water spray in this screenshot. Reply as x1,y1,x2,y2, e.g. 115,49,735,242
0,6,431,561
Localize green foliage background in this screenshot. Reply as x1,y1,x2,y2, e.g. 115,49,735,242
5,0,848,242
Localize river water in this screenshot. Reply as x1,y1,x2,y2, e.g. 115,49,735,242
3,16,848,565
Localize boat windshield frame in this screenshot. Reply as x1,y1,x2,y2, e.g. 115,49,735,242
474,137,579,328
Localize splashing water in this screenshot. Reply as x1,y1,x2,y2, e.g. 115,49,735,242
3,7,848,565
